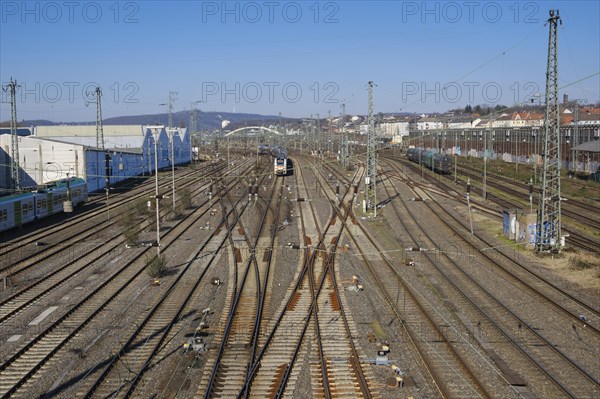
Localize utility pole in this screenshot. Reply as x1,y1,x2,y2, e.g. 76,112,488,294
278,111,284,149
311,118,315,156
340,103,348,169
483,115,492,201
536,9,562,254
190,100,203,163
328,110,333,156
95,85,110,217
315,113,321,161
4,78,20,190
190,103,197,134
148,127,164,255
167,128,178,215
571,99,586,174
365,81,377,216
105,152,111,220
483,128,487,200
420,129,424,181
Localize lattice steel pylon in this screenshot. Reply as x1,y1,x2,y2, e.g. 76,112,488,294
4,78,20,190
168,91,178,129
536,9,562,253
365,81,377,216
95,86,105,150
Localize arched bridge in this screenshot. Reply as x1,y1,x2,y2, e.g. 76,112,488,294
224,126,283,137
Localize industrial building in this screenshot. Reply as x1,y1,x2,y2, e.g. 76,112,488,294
0,125,191,194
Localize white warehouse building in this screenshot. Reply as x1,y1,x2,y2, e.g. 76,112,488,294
0,125,191,193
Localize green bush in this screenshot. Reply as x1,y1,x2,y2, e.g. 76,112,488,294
570,256,595,270
177,189,192,214
147,254,167,278
119,207,139,245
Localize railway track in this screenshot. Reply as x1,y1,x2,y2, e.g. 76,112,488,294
198,164,284,398
0,162,241,329
0,161,226,277
457,162,600,209
380,158,599,398
395,156,599,254
3,149,595,397
200,155,373,398
321,159,494,398
383,161,600,331
294,156,370,399
79,177,254,398
0,160,257,398
454,163,600,231
235,156,328,398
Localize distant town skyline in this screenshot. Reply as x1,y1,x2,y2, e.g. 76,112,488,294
1,1,598,122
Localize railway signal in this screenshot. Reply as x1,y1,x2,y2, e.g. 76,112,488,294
466,178,474,235
529,178,534,215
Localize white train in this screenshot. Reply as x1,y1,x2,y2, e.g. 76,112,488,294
0,177,88,232
274,156,287,176
271,146,288,176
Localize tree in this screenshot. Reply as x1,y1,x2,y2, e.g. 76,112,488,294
464,104,472,114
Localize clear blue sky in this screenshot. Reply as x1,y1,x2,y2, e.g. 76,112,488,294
1,0,598,122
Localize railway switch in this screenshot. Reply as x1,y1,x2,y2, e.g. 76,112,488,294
185,337,206,352
375,350,389,365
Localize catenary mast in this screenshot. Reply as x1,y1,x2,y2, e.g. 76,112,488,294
536,9,562,253
365,81,377,216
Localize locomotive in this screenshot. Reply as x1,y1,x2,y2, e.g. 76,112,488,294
271,146,288,176
407,148,452,174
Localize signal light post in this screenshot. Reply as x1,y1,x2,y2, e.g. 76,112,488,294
467,178,473,236
167,128,177,215
149,126,164,256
